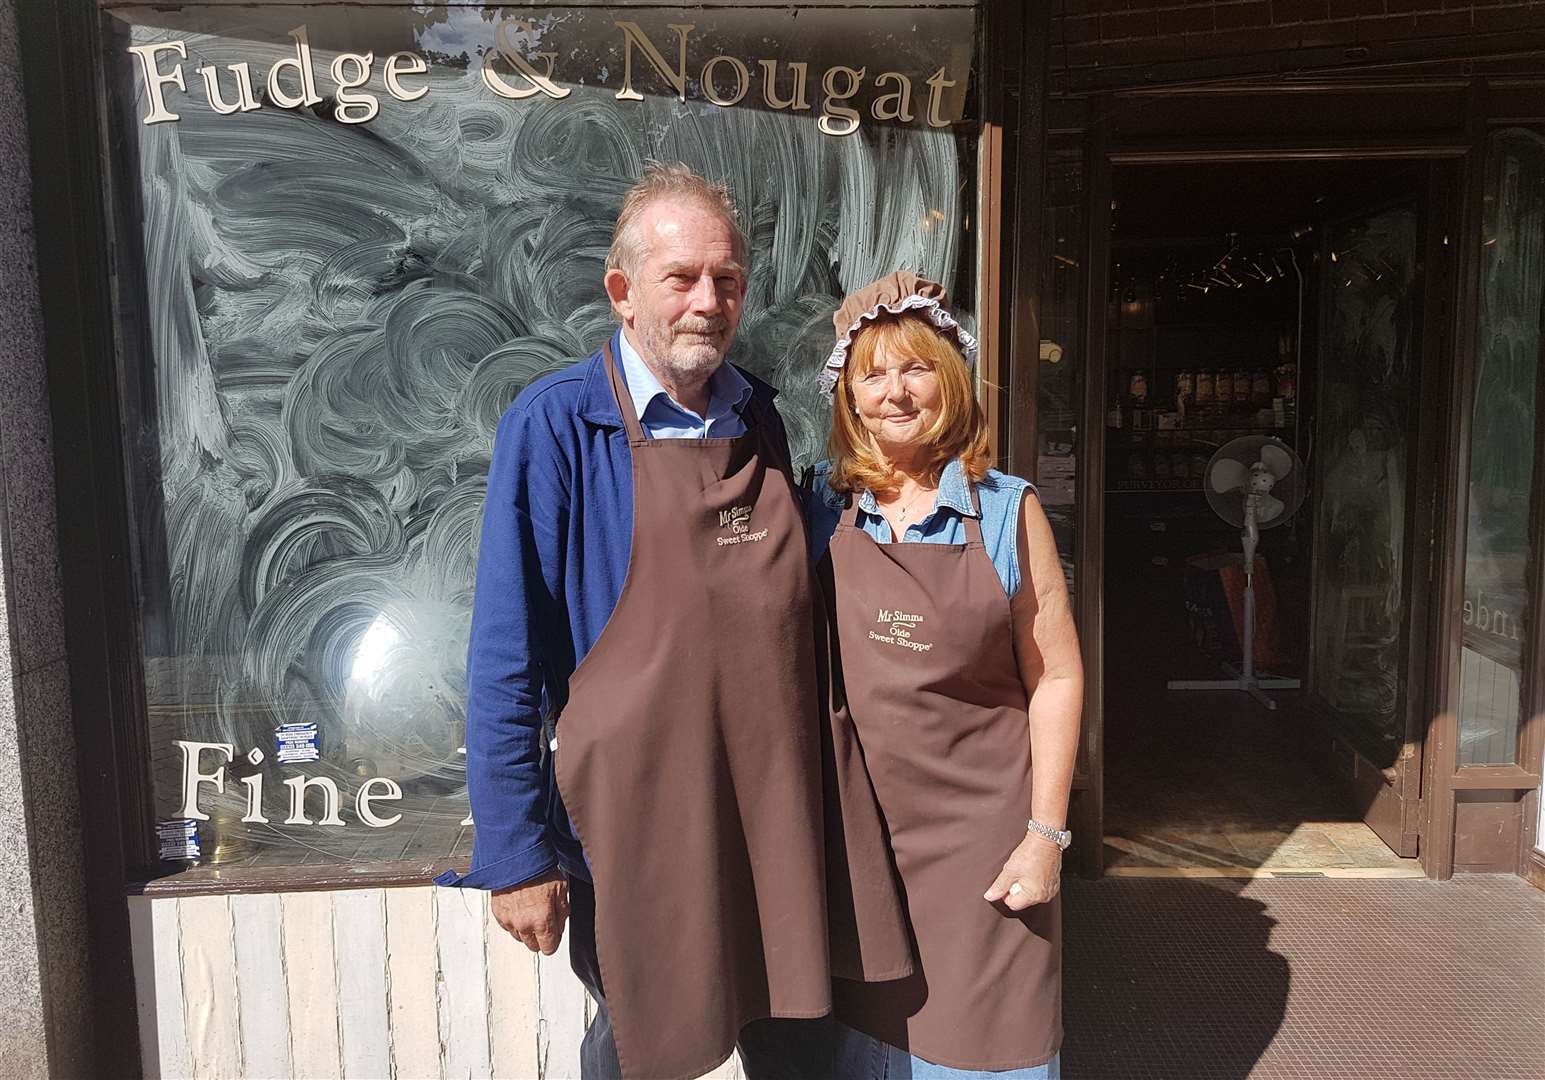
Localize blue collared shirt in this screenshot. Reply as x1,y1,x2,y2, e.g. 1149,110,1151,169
806,458,1037,598
616,329,752,438
438,330,788,892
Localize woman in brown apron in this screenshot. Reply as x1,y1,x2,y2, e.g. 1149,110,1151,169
809,273,1085,1078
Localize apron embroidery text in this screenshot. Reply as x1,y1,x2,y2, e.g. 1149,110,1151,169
869,608,934,651
716,504,770,546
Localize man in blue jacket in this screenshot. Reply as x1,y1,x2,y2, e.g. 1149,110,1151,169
439,164,840,1080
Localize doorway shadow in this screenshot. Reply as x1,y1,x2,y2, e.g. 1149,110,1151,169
1061,878,1288,1080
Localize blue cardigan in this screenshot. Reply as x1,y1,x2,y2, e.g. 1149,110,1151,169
437,334,789,891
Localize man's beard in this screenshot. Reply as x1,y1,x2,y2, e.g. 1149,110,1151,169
638,314,731,386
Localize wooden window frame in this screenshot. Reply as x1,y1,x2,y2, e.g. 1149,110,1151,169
1427,91,1545,881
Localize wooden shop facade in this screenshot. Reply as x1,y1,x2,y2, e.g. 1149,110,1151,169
9,1,1545,1075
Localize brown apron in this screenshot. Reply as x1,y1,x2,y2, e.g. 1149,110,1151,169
813,554,917,987
553,343,907,1080
828,490,1063,1071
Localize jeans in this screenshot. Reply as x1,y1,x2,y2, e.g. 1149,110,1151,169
565,878,624,1080
567,877,833,1080
830,1021,1062,1080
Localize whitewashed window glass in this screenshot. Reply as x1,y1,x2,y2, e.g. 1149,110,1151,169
103,4,982,867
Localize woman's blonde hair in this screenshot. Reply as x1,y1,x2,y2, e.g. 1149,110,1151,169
827,311,993,494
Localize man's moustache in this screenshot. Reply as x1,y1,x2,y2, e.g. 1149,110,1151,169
673,318,728,335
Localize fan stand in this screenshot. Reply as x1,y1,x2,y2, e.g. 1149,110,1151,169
1166,496,1302,709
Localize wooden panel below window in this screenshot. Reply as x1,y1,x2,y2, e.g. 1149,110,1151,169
125,885,738,1080
1453,791,1525,872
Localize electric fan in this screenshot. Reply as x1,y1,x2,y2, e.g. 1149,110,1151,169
1167,435,1307,709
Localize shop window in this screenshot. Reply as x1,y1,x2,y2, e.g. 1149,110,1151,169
1456,128,1545,767
104,4,981,869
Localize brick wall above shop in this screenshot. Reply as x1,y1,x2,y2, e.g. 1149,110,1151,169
1050,0,1545,92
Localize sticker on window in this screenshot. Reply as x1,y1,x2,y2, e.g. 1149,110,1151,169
275,722,321,764
157,818,200,861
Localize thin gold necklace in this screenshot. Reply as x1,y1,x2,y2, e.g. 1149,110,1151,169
890,482,936,524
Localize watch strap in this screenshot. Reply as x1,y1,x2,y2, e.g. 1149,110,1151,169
1026,818,1072,850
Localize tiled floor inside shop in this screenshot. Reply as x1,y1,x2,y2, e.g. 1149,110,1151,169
1061,874,1545,1079
1103,687,1417,875
1101,547,1417,876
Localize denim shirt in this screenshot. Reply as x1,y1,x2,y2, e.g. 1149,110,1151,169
806,458,1037,598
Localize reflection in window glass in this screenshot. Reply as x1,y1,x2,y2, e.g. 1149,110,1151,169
1457,129,1544,767
106,5,980,867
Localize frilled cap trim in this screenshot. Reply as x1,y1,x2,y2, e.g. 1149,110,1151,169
818,271,979,394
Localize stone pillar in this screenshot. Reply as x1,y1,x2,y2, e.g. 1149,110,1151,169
0,0,94,1074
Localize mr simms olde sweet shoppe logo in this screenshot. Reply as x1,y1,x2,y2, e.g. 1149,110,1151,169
128,18,966,138
870,608,933,652
716,504,769,547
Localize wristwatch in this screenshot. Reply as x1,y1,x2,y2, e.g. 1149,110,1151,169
1026,818,1072,851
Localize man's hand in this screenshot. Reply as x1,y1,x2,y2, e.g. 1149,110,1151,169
983,833,1062,912
491,869,570,954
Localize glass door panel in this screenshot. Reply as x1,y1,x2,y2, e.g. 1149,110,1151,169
1306,177,1444,859
1310,203,1422,754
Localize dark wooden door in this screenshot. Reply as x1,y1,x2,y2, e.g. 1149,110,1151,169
1303,164,1454,857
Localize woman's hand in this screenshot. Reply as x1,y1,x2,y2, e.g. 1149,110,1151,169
983,833,1063,911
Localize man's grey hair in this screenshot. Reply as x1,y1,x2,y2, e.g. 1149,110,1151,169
606,162,748,278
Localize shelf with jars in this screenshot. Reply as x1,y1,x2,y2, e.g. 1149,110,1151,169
1104,360,1300,495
